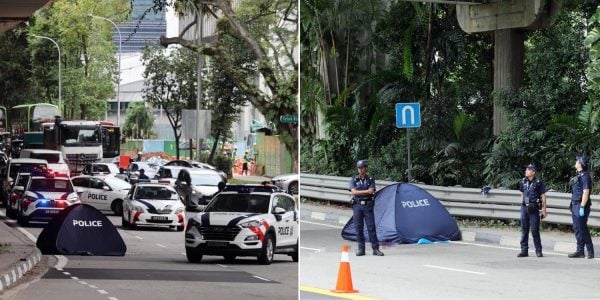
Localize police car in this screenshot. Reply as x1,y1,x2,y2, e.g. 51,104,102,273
72,175,131,215
7,169,80,226
122,183,185,231
185,185,299,265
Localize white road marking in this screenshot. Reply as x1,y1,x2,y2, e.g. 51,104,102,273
424,264,486,275
108,297,119,300
135,236,143,240
55,255,68,270
300,246,321,252
62,272,71,276
79,281,88,285
301,220,344,229
216,264,228,268
252,275,271,282
89,285,98,289
71,276,79,280
16,227,37,242
98,290,108,295
156,244,167,248
181,253,186,256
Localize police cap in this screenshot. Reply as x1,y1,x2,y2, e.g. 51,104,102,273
526,163,537,172
576,155,589,167
357,160,368,168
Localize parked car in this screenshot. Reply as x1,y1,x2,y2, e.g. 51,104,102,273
81,163,128,181
271,173,299,195
174,168,224,211
122,183,185,231
165,160,227,180
185,184,299,264
7,170,80,226
72,175,131,215
20,149,70,176
1,158,48,207
126,162,160,184
153,165,186,186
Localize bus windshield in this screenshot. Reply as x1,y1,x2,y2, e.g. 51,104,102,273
60,125,101,146
32,105,58,121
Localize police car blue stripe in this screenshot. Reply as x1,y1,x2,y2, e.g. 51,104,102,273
201,213,210,226
227,214,259,227
135,199,157,212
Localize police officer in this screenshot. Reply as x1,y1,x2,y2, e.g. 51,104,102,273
568,156,594,259
138,169,150,180
517,164,547,258
349,160,384,256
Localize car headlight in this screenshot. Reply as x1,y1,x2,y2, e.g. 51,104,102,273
67,193,78,202
132,206,144,212
239,220,261,228
175,207,184,214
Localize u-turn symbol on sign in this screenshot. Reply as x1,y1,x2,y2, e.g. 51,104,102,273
395,103,421,128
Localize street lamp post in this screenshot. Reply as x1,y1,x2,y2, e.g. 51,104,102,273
190,4,204,160
88,14,122,126
31,34,61,112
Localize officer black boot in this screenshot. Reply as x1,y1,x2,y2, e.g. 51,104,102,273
517,251,528,257
372,249,384,256
587,252,594,259
536,251,543,258
568,252,585,258
356,249,365,256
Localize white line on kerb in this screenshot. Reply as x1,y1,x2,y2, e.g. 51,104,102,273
156,244,167,248
301,220,344,229
252,275,271,282
424,264,486,275
216,264,228,268
89,285,98,289
135,236,143,240
71,276,79,280
97,290,108,295
300,246,321,252
108,297,119,300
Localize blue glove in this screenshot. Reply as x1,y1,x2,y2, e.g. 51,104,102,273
579,207,585,217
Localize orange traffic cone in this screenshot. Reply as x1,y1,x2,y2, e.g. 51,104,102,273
331,244,359,293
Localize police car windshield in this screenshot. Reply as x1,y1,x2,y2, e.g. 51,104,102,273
30,178,74,193
190,174,222,186
9,164,47,179
134,186,177,200
204,194,270,213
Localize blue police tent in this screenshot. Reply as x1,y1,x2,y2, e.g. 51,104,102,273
37,204,126,256
342,183,461,244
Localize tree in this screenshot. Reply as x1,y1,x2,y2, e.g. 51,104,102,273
0,27,34,109
154,0,298,171
27,0,129,119
123,101,154,139
142,45,197,159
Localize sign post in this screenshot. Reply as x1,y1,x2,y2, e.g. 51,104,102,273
395,103,421,182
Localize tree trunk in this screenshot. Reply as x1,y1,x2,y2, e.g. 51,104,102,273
208,129,221,164
424,3,433,104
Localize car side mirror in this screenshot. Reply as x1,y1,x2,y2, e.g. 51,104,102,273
76,187,85,194
102,185,110,191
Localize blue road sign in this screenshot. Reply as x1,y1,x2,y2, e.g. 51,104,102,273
395,103,421,128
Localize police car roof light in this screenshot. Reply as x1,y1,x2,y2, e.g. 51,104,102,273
223,185,282,193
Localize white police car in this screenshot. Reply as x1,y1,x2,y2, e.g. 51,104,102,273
122,183,185,231
72,175,131,216
185,185,299,265
8,170,80,226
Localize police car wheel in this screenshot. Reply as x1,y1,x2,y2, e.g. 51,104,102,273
186,247,203,263
6,207,16,219
290,240,299,262
121,216,130,228
17,212,29,226
112,200,123,216
258,234,274,265
176,225,184,232
223,255,236,262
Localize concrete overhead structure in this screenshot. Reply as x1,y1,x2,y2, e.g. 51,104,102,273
456,0,560,135
0,0,52,32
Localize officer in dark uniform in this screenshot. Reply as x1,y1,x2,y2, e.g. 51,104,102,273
517,164,547,257
349,160,384,256
568,156,594,259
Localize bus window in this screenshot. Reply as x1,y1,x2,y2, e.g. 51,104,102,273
101,126,120,158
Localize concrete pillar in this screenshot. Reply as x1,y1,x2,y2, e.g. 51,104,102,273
493,29,525,135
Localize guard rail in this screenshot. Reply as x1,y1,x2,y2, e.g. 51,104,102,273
300,173,600,228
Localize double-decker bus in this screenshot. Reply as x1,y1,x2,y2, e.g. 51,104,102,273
99,121,121,162
10,104,59,138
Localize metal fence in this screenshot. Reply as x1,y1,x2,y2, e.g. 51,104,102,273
300,173,600,228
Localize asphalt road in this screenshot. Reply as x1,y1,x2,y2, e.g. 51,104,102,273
300,220,600,300
2,212,298,300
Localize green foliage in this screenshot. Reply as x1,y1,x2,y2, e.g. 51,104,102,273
0,28,34,108
28,0,129,119
123,102,154,139
142,45,197,159
213,155,232,176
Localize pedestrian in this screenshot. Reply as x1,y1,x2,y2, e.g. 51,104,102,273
517,163,547,258
568,156,595,259
138,169,149,180
242,151,250,176
349,160,384,256
136,151,143,162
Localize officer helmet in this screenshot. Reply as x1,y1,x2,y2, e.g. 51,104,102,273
526,163,537,172
356,160,368,168
576,155,589,167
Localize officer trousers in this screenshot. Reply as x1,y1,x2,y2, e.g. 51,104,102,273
520,205,542,252
571,202,594,254
352,202,379,251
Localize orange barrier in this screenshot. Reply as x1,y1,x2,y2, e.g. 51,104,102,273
119,155,131,169
331,244,359,293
